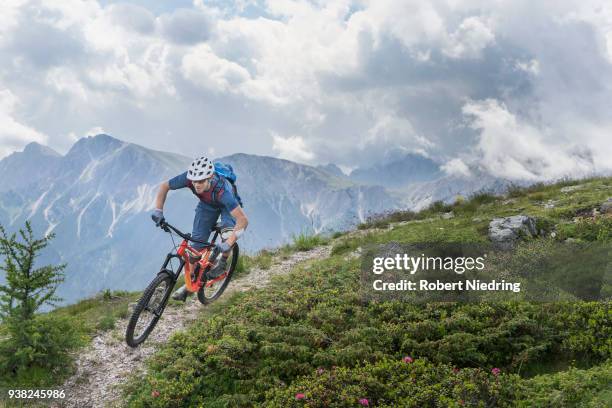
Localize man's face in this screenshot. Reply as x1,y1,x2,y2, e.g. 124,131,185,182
193,177,213,193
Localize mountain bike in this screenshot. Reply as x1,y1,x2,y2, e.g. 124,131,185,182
125,219,239,347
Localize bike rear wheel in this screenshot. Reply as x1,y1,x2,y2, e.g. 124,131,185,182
197,244,239,304
125,271,174,347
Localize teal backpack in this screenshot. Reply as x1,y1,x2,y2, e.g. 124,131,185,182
213,162,243,208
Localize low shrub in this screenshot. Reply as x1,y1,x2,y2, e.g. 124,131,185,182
291,233,327,251
426,200,453,214
265,358,519,407
331,231,346,239
469,191,498,206
534,217,556,235
0,315,84,387
557,217,612,242
516,362,612,407
123,249,611,406
97,314,116,331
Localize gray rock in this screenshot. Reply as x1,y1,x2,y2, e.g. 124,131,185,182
560,184,584,193
488,215,537,249
441,211,454,219
601,198,612,214
544,200,556,209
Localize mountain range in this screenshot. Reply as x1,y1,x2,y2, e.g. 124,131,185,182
0,134,519,305
0,135,408,304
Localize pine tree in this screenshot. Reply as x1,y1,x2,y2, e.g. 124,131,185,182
0,222,65,371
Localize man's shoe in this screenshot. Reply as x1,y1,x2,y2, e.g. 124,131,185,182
207,257,228,279
171,285,191,302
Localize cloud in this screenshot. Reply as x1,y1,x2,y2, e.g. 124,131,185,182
515,59,540,75
463,99,598,181
181,43,250,93
107,3,155,35
443,16,495,59
271,133,315,162
441,158,472,178
86,126,105,136
0,0,611,179
158,8,212,44
0,88,47,157
363,114,433,149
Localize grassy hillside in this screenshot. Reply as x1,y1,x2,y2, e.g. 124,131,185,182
0,231,328,392
121,177,612,407
0,289,141,389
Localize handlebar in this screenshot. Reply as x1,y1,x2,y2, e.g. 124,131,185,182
157,219,214,247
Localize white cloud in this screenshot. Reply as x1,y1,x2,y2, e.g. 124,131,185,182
443,16,495,59
107,4,155,35
515,59,540,75
158,8,212,44
463,99,597,181
0,0,25,46
441,158,471,177
0,0,611,178
0,88,47,158
361,114,433,152
181,43,251,93
86,126,105,136
271,133,315,162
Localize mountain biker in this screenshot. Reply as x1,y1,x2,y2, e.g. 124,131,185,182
151,156,248,302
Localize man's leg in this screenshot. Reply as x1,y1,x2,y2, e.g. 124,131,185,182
207,207,237,278
171,203,218,301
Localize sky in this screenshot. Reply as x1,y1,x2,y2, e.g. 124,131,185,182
0,0,611,181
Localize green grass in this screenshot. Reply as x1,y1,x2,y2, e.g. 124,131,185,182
49,289,140,336
235,250,274,276
290,232,329,251
121,176,612,407
5,176,611,404
0,289,140,391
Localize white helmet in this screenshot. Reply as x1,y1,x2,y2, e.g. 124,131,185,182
187,156,215,181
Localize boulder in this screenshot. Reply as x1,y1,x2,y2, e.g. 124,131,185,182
601,198,612,214
441,211,454,219
488,215,537,249
560,184,584,193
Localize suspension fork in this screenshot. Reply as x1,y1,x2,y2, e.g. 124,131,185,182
160,253,185,282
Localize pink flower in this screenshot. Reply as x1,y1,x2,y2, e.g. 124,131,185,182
295,393,306,401
151,390,160,398
403,356,413,363
359,398,369,406
491,367,501,376
317,367,325,375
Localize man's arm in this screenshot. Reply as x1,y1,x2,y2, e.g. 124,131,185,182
155,181,171,210
226,206,248,247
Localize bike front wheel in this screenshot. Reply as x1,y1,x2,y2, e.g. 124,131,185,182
197,244,239,305
125,270,174,347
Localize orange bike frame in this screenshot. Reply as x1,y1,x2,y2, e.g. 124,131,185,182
177,240,228,292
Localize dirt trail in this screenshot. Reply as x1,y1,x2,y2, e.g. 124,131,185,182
52,245,330,408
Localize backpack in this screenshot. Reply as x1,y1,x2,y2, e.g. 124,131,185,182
213,162,244,208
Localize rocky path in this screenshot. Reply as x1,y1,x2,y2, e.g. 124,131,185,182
52,245,331,408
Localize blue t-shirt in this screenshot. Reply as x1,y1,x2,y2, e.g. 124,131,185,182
168,172,239,212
